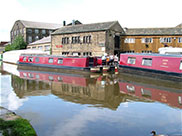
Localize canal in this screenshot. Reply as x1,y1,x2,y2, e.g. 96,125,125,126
1,62,182,136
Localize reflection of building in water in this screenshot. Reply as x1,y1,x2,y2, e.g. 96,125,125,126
51,74,151,110
118,73,182,109
12,75,51,98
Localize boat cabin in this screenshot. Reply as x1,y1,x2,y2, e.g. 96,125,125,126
18,54,100,72
119,53,182,77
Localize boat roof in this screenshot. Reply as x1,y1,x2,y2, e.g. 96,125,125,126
20,54,93,58
121,53,182,58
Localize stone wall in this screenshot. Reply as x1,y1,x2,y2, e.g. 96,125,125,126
51,31,108,56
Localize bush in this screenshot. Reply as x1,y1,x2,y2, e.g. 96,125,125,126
5,36,27,52
0,118,37,136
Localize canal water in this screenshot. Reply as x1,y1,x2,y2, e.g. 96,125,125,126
1,62,182,136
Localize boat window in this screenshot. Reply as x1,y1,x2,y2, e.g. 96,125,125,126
142,58,152,66
28,57,33,62
126,85,135,93
35,74,40,79
58,58,63,64
35,57,39,62
48,58,54,63
58,77,62,81
48,76,54,81
28,73,34,78
127,57,136,64
23,57,26,61
23,73,27,77
141,88,151,98
180,61,182,70
178,96,182,105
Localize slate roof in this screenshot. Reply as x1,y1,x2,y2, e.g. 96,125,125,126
125,27,182,36
176,23,182,27
19,20,62,30
28,36,51,45
52,21,119,35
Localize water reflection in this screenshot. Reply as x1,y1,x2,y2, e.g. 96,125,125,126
1,63,182,136
118,73,182,109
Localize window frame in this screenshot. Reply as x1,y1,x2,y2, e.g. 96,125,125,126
57,58,63,64
180,61,182,70
142,58,152,66
28,57,33,62
48,58,54,63
127,57,136,64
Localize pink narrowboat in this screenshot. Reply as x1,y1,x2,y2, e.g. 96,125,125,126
119,53,182,81
119,80,182,109
19,70,96,87
18,54,101,73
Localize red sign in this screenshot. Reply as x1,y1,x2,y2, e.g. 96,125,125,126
56,45,63,48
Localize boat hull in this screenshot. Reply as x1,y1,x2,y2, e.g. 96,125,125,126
118,65,182,82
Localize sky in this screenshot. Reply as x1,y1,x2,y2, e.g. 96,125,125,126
0,0,182,41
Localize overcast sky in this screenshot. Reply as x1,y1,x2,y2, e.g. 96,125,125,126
0,0,182,41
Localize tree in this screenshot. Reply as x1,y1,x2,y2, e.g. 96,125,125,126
5,36,27,52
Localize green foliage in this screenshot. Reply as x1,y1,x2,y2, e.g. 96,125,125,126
0,118,37,136
5,36,27,52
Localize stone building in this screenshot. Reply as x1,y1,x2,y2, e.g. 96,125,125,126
51,21,124,56
10,20,61,44
27,36,51,54
121,25,182,53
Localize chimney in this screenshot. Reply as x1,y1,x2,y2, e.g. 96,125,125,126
63,21,66,26
72,20,75,25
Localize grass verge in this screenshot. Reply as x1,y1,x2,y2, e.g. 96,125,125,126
0,118,37,136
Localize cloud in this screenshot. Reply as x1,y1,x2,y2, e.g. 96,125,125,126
1,0,182,41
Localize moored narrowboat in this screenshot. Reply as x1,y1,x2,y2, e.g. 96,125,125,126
118,53,182,81
18,54,101,73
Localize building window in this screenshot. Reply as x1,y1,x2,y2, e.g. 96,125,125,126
42,29,46,34
38,46,43,50
71,36,80,44
62,52,69,55
83,52,92,56
45,45,50,51
142,58,152,66
83,36,91,44
178,37,182,43
142,50,152,53
160,37,172,43
141,38,153,43
62,37,69,44
49,30,53,34
127,57,136,64
124,38,135,43
48,58,54,63
35,36,39,41
35,29,39,34
58,58,63,64
27,29,32,34
28,36,32,43
72,52,81,56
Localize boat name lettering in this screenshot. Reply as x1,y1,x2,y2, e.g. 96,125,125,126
162,59,168,62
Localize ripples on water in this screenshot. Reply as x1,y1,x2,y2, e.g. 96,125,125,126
1,62,182,136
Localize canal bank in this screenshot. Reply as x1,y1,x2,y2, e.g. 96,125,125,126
0,107,37,136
